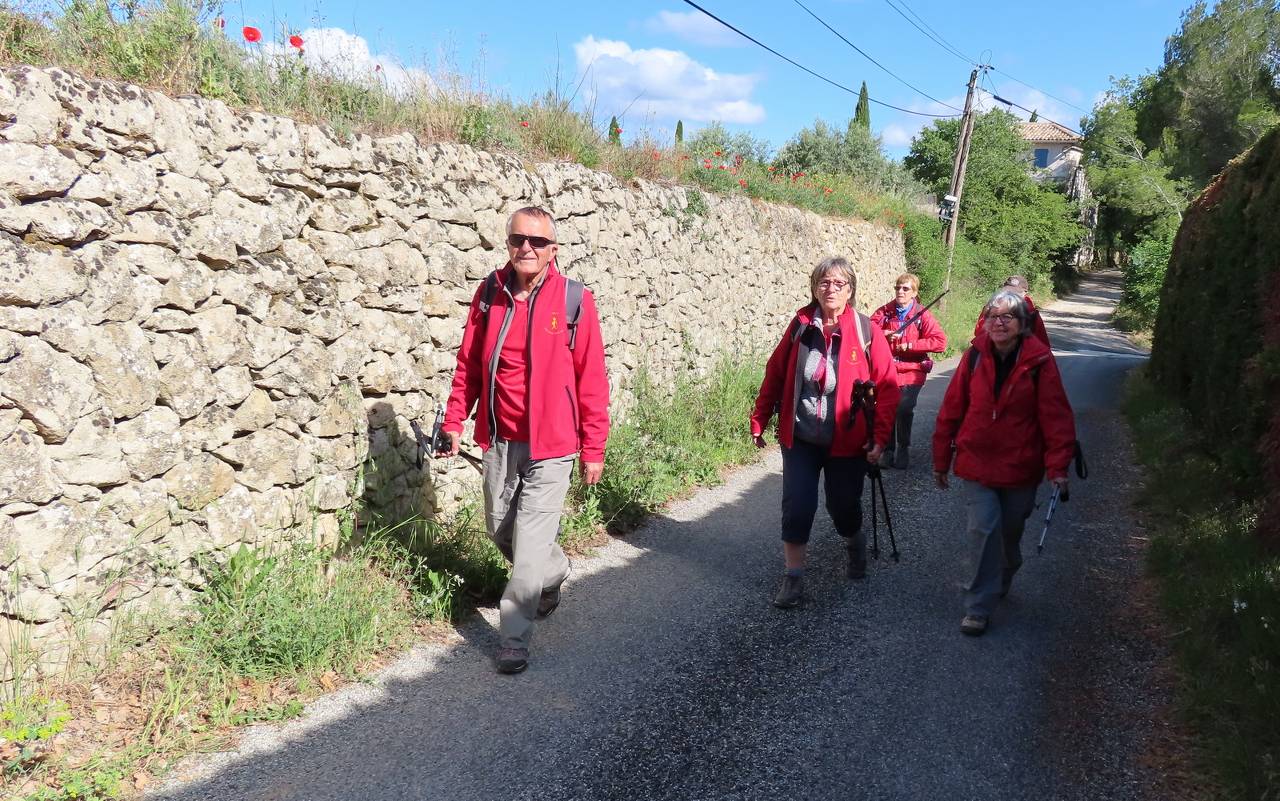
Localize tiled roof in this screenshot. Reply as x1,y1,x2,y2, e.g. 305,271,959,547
1021,121,1080,143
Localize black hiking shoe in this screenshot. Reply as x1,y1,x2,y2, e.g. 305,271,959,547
846,546,867,580
773,575,803,609
536,585,562,619
496,647,529,674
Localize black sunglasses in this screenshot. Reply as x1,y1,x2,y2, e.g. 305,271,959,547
507,234,556,249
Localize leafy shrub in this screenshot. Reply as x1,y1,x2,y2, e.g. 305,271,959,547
1120,230,1174,324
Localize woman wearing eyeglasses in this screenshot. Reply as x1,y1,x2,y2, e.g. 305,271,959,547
932,290,1076,636
870,273,947,469
750,257,900,609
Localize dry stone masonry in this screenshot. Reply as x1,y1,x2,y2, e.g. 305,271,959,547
0,65,904,667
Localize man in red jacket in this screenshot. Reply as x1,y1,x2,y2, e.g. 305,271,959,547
441,206,610,674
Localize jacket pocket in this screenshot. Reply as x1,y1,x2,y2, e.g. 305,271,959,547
565,385,579,434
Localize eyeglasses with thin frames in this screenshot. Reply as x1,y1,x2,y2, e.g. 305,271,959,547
818,280,849,291
507,234,556,250
990,313,1018,325
895,285,915,291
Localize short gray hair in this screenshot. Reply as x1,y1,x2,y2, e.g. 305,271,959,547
808,257,857,304
986,290,1031,335
506,206,557,240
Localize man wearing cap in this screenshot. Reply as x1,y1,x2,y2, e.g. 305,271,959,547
441,206,610,675
974,275,1050,345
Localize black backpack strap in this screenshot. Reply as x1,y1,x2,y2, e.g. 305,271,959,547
565,278,585,351
477,271,501,314
858,312,872,362
966,345,981,374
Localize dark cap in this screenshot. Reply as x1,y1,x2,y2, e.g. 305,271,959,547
1003,275,1029,292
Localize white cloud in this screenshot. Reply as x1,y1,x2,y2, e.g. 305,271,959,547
574,36,764,124
881,123,915,148
261,27,436,97
645,10,743,47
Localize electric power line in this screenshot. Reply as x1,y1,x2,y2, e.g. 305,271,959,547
790,0,963,113
678,0,961,118
991,68,1093,116
881,0,976,66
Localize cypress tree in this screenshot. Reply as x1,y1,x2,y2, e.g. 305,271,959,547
1029,109,1039,122
675,120,684,146
608,115,621,145
855,82,871,131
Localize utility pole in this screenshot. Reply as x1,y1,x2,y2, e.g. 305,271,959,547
940,66,984,306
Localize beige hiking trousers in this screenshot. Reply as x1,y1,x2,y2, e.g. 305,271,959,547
482,438,575,650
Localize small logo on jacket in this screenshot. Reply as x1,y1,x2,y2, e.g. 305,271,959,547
547,313,562,335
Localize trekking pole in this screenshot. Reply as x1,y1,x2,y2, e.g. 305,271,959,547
1036,484,1069,553
874,466,900,561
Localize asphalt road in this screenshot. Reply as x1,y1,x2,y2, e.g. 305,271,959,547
154,271,1170,801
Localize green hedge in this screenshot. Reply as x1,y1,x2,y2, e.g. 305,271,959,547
1150,124,1280,505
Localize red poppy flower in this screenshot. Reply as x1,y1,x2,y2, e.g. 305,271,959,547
767,166,775,172
520,120,530,128
898,222,906,228
242,26,261,43
289,34,304,49
215,17,225,29
738,179,748,188
652,151,661,160
714,150,722,156
614,127,623,134
718,165,726,170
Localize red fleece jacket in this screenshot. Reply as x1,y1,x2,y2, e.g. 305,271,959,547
443,263,610,462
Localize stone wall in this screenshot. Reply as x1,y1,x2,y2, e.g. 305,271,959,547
0,66,904,664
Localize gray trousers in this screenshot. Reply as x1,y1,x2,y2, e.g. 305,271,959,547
482,439,575,650
963,481,1038,617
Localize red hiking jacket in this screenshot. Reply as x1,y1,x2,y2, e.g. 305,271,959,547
443,263,610,462
870,300,948,387
751,304,900,457
932,332,1076,487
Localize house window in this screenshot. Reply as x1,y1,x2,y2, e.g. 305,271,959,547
1034,148,1050,168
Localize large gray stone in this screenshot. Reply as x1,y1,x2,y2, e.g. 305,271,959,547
0,336,96,443
0,237,86,307
85,323,159,420
0,427,60,505
115,406,182,480
0,142,81,199
47,410,129,487
163,454,235,511
156,334,215,419
214,428,315,491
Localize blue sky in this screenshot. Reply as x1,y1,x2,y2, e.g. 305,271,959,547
229,0,1190,157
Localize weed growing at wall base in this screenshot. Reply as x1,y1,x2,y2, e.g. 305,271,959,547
1123,368,1280,799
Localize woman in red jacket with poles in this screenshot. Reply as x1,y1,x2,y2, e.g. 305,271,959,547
751,257,899,609
870,273,947,470
932,290,1076,636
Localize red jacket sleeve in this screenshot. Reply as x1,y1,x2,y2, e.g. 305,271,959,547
572,290,610,462
932,351,973,473
867,325,900,448
443,282,487,434
916,310,947,354
1035,355,1076,480
750,322,795,437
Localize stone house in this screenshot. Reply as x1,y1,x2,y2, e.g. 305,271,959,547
1021,120,1096,266
1021,120,1083,182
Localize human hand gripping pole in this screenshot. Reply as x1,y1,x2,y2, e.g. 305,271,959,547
411,402,483,472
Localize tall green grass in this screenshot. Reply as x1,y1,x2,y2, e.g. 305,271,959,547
564,354,764,534
1124,368,1280,799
